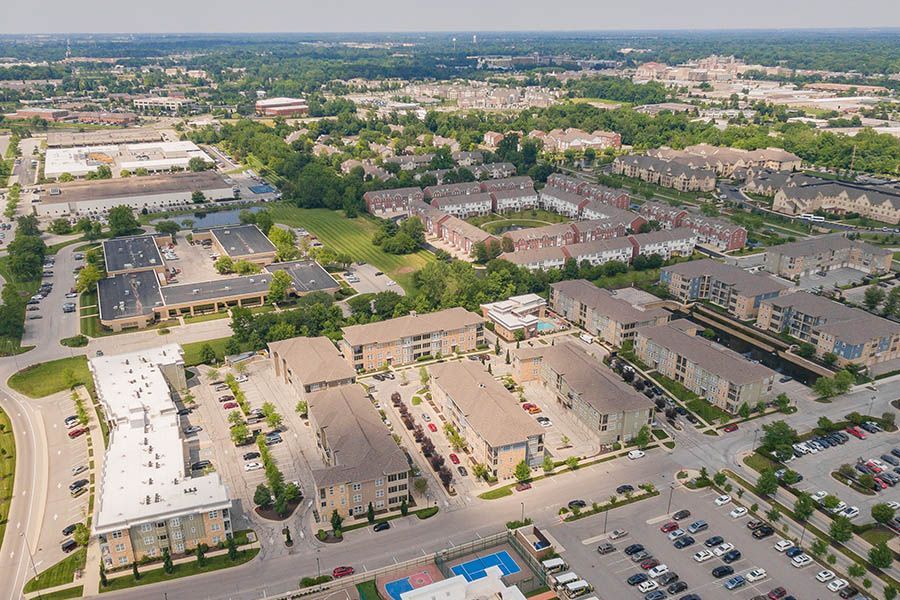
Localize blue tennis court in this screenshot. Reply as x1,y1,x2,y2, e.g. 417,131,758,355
249,184,275,194
451,550,520,582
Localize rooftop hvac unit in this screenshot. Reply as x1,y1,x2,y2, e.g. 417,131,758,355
192,289,200,294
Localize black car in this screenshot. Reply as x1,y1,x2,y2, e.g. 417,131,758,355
624,543,645,555
176,408,192,416
62,523,79,536
568,500,587,509
859,422,877,434
627,573,648,586
243,452,260,460
673,509,691,520
61,539,78,553
892,448,900,459
840,588,859,599
373,522,390,532
675,406,688,416
685,413,699,424
712,565,734,578
372,374,385,381
674,536,695,549
882,454,900,466
191,460,211,471
68,479,89,491
785,546,804,558
659,572,679,586
682,596,700,600
752,526,775,539
704,535,724,547
616,485,635,494
667,581,688,594
722,549,741,563
457,466,467,476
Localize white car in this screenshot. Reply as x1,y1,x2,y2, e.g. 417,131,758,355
815,569,836,583
730,506,748,518
235,375,249,383
827,579,849,592
693,549,713,563
830,501,848,514
647,564,669,578
841,506,859,519
667,529,685,541
811,490,828,503
887,501,900,510
244,462,263,472
745,568,767,582
713,542,735,557
638,580,658,593
791,553,812,568
627,450,645,460
539,419,553,428
714,494,732,506
774,539,794,552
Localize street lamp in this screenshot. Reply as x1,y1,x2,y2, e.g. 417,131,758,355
868,395,876,416
19,532,42,600
666,482,676,515
520,502,525,523
316,549,321,579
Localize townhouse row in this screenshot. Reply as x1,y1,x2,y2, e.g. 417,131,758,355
363,176,538,215
639,201,748,251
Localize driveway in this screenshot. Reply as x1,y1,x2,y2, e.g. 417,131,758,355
344,263,405,296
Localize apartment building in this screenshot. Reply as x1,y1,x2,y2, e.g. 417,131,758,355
613,154,716,193
773,183,900,224
132,96,195,112
631,228,698,259
661,259,791,319
385,154,434,170
424,182,484,200
512,343,654,447
340,307,485,371
639,201,689,229
310,385,409,519
480,293,547,341
544,173,631,210
451,150,484,166
470,162,517,179
550,279,670,346
268,336,357,394
756,292,900,368
535,127,622,151
364,187,424,215
439,215,498,254
91,345,232,568
431,192,494,218
481,177,538,213
638,202,747,251
648,144,801,176
430,362,544,480
764,235,892,278
635,320,776,414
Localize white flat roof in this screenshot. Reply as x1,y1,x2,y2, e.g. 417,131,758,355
90,344,230,534
45,141,213,178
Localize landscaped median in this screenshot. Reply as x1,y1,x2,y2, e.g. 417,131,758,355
561,485,660,521
8,355,93,398
24,548,86,594
0,407,15,555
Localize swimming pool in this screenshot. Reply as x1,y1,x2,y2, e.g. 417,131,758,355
537,322,554,332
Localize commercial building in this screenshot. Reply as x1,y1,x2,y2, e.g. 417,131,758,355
363,187,424,215
254,97,308,116
103,234,166,277
635,320,776,413
512,342,655,447
91,345,232,567
32,171,236,218
430,361,545,479
550,279,669,346
756,292,900,368
340,307,485,371
191,224,278,265
46,127,162,148
764,235,893,278
309,385,409,519
661,259,791,319
268,336,357,394
132,96,195,112
44,141,213,179
479,293,546,341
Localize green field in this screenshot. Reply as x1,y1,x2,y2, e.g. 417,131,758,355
0,256,39,356
24,548,87,592
0,408,15,556
182,336,231,366
268,204,436,292
8,355,91,398
100,548,259,593
466,209,569,227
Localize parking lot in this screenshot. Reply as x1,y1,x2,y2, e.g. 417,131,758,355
553,486,833,600
843,277,900,311
344,263,405,296
794,267,870,292
789,424,900,516
168,236,227,285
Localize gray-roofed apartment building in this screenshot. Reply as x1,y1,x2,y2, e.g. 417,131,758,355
763,234,892,278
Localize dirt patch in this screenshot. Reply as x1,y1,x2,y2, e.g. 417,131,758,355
395,266,415,274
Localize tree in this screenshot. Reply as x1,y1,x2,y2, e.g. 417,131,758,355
227,536,238,561
132,561,140,581
864,286,885,310
817,416,835,432
774,393,791,412
254,484,271,507
760,421,797,451
255,211,274,235
400,497,408,516
215,256,234,274
48,218,73,234
872,503,895,524
822,352,838,367
74,523,90,546
196,542,207,566
848,563,866,578
794,493,814,521
76,264,104,293
823,494,840,510
796,342,816,358
295,400,308,414
154,220,181,236
163,547,174,574
829,516,853,542
542,455,554,473
713,472,727,486
234,260,261,275
192,190,206,203
367,502,375,524
813,376,835,398
231,423,250,445
330,509,343,532
756,469,778,497
782,470,801,485
267,269,293,304
108,205,140,236
766,507,781,522
505,349,510,364
472,463,488,479
189,156,210,172
414,478,428,495
514,460,531,482
886,587,898,600
199,343,217,365
634,425,652,449
738,403,751,418
266,411,283,430
834,370,853,394
860,473,876,489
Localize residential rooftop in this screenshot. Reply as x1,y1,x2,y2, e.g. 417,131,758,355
267,336,356,387
341,307,484,348
551,279,669,324
663,258,790,296
766,233,892,258
762,292,900,346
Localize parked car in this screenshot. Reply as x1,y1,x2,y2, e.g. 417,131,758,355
723,424,739,432
618,484,635,494
515,482,531,491
373,521,390,532
191,460,211,471
673,509,691,520
333,566,354,578
243,452,260,460
597,543,615,554
68,428,86,438
712,565,734,578
244,462,263,472
183,425,202,434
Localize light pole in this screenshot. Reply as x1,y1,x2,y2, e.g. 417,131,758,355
752,428,760,449
603,505,609,534
316,549,321,579
868,395,876,416
666,482,676,516
19,532,42,600
520,502,524,523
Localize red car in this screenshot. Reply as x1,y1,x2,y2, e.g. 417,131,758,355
640,559,659,570
768,587,786,600
223,402,238,409
874,477,888,489
515,483,531,492
846,426,866,439
428,423,437,432
723,424,739,433
68,428,86,439
660,522,679,533
449,453,460,464
333,566,354,578
522,403,536,411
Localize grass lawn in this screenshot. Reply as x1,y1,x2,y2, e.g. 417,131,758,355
100,548,259,593
0,256,40,356
183,311,229,324
24,548,87,592
743,451,778,473
652,428,669,440
859,526,894,546
0,408,15,556
39,586,84,600
686,398,731,425
357,579,381,600
478,486,513,500
182,337,231,366
8,355,91,398
249,304,276,314
268,204,435,292
466,209,570,227
479,218,559,234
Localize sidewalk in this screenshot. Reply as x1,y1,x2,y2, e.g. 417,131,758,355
80,385,107,596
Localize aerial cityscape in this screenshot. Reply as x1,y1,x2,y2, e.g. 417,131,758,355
3,8,900,600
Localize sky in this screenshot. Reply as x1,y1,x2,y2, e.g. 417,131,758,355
3,0,900,34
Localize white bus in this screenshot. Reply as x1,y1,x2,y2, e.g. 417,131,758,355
799,213,815,220
564,580,594,598
541,558,568,574
551,572,580,590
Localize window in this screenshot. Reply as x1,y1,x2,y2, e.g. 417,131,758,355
143,537,154,546
210,523,220,532
111,531,123,539
118,556,129,565
140,523,152,533
352,483,361,491
212,536,221,544
187,515,194,521
353,494,361,503
147,548,158,557
173,543,185,553
173,531,183,540
114,543,126,552
376,500,384,509
328,486,334,495
339,485,345,493
376,489,384,498
208,510,218,519
170,517,181,527
375,478,384,487
190,527,197,534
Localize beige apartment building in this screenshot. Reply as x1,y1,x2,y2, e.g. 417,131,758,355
756,292,900,369
634,320,775,414
773,183,900,225
340,307,485,371
91,345,233,568
549,279,669,346
512,343,654,448
268,336,357,394
763,235,892,278
429,361,544,480
310,385,410,519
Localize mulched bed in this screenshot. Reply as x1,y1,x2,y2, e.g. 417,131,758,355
254,499,301,521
